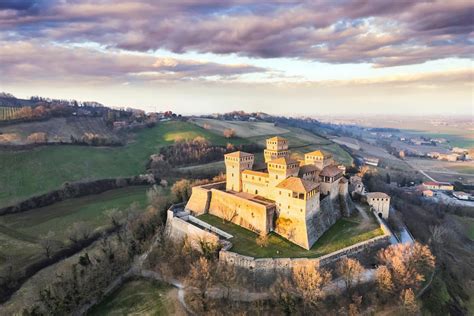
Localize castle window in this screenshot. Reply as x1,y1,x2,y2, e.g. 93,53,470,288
255,189,258,195
288,205,290,209
279,191,281,195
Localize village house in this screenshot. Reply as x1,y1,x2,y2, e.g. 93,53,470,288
422,181,454,191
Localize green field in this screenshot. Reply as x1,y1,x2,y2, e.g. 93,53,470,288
0,186,149,272
88,278,174,316
0,120,244,207
198,213,383,258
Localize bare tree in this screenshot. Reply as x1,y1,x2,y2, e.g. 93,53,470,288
336,257,364,292
223,128,236,138
39,231,56,258
185,257,215,312
216,262,238,301
292,264,331,309
67,221,93,244
270,276,297,315
400,288,419,315
375,265,394,295
377,242,435,293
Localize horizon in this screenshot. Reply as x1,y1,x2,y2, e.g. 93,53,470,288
0,1,473,115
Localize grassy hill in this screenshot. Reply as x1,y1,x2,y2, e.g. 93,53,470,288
191,118,353,165
0,186,149,275
0,120,244,207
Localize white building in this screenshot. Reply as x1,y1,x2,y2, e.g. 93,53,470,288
366,192,390,219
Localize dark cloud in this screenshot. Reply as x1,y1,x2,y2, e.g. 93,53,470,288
0,0,472,67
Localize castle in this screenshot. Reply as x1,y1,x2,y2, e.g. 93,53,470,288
185,136,351,249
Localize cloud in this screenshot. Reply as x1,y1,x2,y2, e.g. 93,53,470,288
0,41,267,84
0,0,472,67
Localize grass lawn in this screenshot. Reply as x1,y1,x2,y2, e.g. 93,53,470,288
198,212,383,258
0,186,150,273
453,215,474,240
88,278,174,316
0,120,245,207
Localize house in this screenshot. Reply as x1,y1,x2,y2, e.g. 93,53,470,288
422,181,454,191
453,191,470,201
422,190,434,197
363,157,379,167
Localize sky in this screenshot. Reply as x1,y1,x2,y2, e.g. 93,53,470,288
0,0,473,115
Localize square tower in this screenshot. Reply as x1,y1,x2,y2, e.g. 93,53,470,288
224,151,254,192
267,157,300,197
264,136,290,163
304,150,333,169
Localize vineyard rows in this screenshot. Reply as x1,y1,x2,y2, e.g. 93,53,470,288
0,107,22,121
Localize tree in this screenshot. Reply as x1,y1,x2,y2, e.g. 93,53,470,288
171,179,192,202
185,257,214,311
375,265,394,295
39,231,56,258
292,264,331,308
67,221,93,244
400,288,419,315
336,257,364,292
386,173,391,184
271,276,297,315
377,242,435,293
27,132,48,143
223,128,236,138
216,262,238,301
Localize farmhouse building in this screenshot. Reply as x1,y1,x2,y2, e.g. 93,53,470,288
185,136,351,250
422,181,454,191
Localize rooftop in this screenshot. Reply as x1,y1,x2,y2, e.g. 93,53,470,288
298,164,320,175
269,157,299,166
224,151,254,158
276,176,319,193
242,169,269,178
305,150,325,157
320,165,343,177
367,192,390,199
267,136,287,142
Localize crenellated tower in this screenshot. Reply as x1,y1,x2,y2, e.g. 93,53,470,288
224,151,254,192
264,136,290,163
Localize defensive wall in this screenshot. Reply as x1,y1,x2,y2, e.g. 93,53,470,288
166,203,220,249
166,197,394,281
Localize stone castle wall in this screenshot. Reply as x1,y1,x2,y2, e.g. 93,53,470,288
166,209,219,249
208,189,273,235
185,181,225,216
219,233,391,278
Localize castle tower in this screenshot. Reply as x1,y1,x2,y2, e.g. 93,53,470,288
224,151,254,192
267,157,300,199
304,150,333,169
264,136,290,163
274,177,320,249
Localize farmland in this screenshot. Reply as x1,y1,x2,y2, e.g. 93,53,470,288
0,107,22,121
191,119,353,166
0,117,119,145
405,157,474,184
0,186,150,274
0,120,243,207
191,117,290,137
